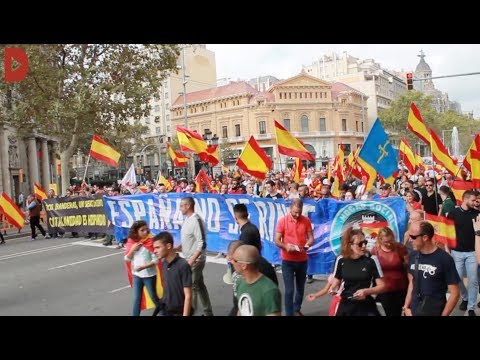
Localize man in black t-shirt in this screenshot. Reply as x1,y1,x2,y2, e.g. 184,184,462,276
403,221,460,316
234,203,261,252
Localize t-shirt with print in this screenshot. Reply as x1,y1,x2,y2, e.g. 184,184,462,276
333,254,383,300
408,248,460,311
236,275,281,316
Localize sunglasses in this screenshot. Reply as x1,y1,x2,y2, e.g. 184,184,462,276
409,233,424,239
353,240,368,247
426,184,434,187
232,258,252,265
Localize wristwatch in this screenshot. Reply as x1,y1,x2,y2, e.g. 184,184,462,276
475,230,480,236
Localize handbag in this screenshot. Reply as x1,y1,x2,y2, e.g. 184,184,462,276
414,253,445,316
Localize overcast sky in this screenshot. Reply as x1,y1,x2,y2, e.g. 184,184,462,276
207,44,480,117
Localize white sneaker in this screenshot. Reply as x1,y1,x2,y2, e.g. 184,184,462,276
44,235,51,239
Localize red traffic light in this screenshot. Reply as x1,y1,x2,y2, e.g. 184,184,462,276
406,72,413,79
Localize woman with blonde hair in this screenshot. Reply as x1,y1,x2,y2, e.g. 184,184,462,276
330,227,385,316
371,227,408,316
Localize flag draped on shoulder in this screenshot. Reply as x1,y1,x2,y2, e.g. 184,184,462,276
89,135,121,167
0,192,25,229
399,138,416,175
176,126,219,166
236,136,272,180
429,129,459,177
463,134,480,172
356,118,398,190
167,144,188,168
274,120,314,161
124,235,163,311
34,182,47,200
407,102,430,145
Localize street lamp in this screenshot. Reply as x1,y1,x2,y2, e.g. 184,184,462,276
202,130,219,177
178,45,193,179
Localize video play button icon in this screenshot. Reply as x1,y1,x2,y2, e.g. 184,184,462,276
4,47,28,83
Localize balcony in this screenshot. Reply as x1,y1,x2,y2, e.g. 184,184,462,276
254,133,272,140
227,136,245,143
338,131,364,137
291,131,335,138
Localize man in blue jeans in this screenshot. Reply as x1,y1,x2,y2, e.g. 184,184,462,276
274,198,314,316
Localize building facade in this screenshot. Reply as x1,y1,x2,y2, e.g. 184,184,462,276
302,51,406,130
170,71,367,172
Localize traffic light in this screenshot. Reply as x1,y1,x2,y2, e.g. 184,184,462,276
406,72,414,90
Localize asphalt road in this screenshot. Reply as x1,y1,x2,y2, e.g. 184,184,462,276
0,234,476,316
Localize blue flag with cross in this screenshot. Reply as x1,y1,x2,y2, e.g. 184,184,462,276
357,118,398,179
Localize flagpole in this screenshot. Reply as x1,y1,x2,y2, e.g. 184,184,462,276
82,155,91,183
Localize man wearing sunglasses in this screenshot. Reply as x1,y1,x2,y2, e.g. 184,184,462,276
403,221,460,316
421,179,443,215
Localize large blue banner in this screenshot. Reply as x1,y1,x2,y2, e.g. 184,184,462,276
103,194,406,275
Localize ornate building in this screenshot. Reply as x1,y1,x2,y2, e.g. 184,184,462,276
170,71,367,171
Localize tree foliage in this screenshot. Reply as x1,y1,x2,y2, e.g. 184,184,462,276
0,44,180,193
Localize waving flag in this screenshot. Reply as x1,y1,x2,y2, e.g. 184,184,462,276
0,192,25,229
176,126,219,166
429,129,459,177
292,158,303,183
236,136,272,180
425,213,456,248
121,163,137,188
89,135,120,167
447,180,475,205
167,144,188,168
469,149,480,188
274,120,314,161
407,102,430,145
463,134,480,172
34,182,47,200
399,138,416,175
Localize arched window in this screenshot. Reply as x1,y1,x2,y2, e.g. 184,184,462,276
301,115,309,132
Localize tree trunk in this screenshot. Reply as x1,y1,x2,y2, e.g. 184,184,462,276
60,149,73,196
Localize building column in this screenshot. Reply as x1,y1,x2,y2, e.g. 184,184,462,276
0,125,11,196
41,140,50,190
27,136,39,190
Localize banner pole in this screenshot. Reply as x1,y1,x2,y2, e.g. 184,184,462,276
82,155,91,183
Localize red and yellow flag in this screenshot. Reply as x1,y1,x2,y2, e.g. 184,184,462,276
463,134,480,172
399,138,416,175
415,152,425,171
407,102,430,145
430,129,459,177
124,235,163,311
176,126,219,166
167,144,189,168
358,221,389,241
0,192,25,229
425,213,456,248
292,158,302,183
469,149,480,188
34,182,47,200
274,120,314,161
89,135,121,167
236,136,272,180
157,172,173,191
447,180,475,205
222,163,229,174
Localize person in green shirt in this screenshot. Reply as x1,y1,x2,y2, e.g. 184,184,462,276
232,245,281,316
439,185,457,217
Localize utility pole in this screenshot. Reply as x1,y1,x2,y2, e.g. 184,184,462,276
181,46,194,179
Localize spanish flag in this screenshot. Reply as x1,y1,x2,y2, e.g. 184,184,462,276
222,163,229,174
34,182,47,200
157,172,173,191
176,126,219,166
274,120,314,161
424,213,456,248
124,235,163,311
0,192,25,229
292,158,302,183
463,134,480,172
447,180,475,205
407,102,430,145
167,144,188,168
430,129,459,177
236,136,272,180
399,138,416,175
415,152,425,171
469,149,480,188
89,135,120,167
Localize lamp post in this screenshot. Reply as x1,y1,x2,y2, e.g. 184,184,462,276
202,129,218,177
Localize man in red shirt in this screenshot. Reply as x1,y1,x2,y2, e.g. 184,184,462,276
275,198,314,316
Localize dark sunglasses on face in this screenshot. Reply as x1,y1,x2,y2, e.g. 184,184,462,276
353,240,368,247
409,233,424,239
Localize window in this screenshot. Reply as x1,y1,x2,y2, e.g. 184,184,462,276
283,119,290,131
166,114,169,123
279,93,283,99
361,122,364,132
144,117,151,124
342,118,347,131
166,125,170,132
343,144,351,157
301,115,309,132
259,121,266,134
164,92,168,100
235,124,241,137
356,120,359,132
319,118,326,131
154,105,160,112
156,127,161,135
222,126,228,138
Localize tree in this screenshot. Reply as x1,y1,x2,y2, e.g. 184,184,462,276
0,44,180,193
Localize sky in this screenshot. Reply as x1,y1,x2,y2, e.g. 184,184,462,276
207,44,480,117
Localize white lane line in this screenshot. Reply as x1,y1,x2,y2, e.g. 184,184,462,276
109,285,131,293
0,243,75,261
72,240,117,248
48,251,124,270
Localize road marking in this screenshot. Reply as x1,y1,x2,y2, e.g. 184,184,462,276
72,240,118,248
48,251,123,270
109,285,130,293
0,243,75,261
206,255,227,265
